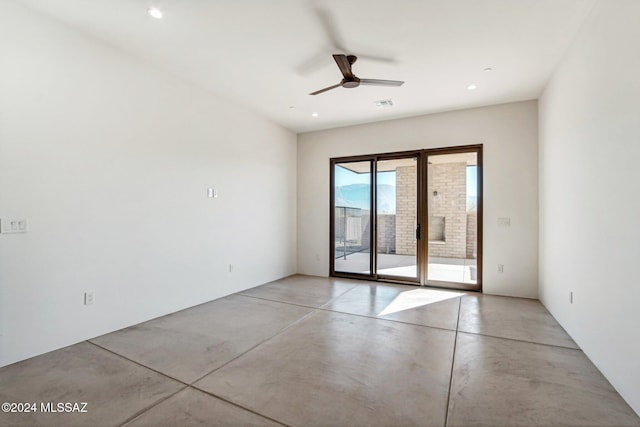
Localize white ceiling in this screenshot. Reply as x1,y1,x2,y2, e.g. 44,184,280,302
17,0,596,133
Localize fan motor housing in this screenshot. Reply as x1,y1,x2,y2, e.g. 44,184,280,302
342,77,361,88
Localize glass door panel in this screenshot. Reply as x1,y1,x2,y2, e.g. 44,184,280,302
333,161,372,275
376,157,419,280
331,146,481,291
426,152,479,286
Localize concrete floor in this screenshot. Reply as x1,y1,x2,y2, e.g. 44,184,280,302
1,275,638,426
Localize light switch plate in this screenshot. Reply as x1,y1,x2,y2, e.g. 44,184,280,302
497,217,511,227
0,218,28,234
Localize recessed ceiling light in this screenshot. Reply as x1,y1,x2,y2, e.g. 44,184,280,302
467,84,477,91
311,112,319,117
148,7,163,19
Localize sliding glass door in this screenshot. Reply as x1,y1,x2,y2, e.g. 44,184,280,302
425,149,481,289
331,154,421,283
330,146,481,291
332,160,372,275
375,156,419,281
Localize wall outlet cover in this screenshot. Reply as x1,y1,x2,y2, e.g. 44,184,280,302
84,292,95,305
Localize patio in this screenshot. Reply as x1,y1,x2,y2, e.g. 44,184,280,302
334,252,477,284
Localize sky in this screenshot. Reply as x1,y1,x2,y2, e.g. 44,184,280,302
466,166,478,198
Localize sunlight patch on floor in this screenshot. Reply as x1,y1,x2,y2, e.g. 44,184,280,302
378,288,465,316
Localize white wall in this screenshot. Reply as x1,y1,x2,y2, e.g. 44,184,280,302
298,101,538,298
539,0,640,415
0,2,297,366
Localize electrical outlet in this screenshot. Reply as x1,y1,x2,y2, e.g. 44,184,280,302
570,291,573,304
84,291,95,306
497,264,504,273
315,253,320,261
229,263,233,272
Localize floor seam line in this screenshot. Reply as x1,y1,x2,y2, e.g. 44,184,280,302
117,385,188,427
239,281,360,311
87,340,190,426
318,282,361,307
190,386,292,427
236,293,321,310
315,305,459,333
89,311,310,427
89,315,305,427
444,296,462,427
455,330,582,351
188,308,320,385
87,340,190,385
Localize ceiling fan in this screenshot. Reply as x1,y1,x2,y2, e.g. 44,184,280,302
309,54,404,95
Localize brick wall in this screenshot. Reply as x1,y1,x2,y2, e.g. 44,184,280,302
427,162,467,258
466,211,477,258
360,211,371,250
377,214,396,254
395,165,417,255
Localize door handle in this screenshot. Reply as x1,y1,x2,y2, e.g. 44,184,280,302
416,224,421,240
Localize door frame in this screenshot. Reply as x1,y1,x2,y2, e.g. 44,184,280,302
421,145,483,291
329,145,482,292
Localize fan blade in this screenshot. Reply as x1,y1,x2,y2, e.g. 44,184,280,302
360,79,404,87
333,54,354,78
313,7,394,64
315,7,348,52
309,83,342,95
295,51,333,75
356,53,396,64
